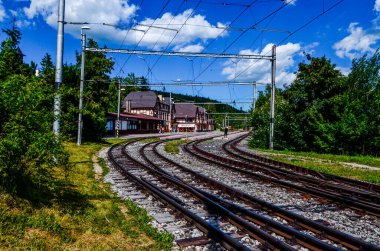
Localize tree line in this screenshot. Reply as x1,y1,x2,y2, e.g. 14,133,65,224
0,28,147,195
250,54,380,156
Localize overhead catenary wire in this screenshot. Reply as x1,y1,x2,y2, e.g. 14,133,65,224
193,0,294,81
76,0,344,112
85,47,273,60
152,22,291,33
231,0,345,81
115,0,173,77
149,0,203,73
86,79,265,86
136,0,187,83
149,0,186,51
184,0,252,7
227,1,283,80
108,0,144,77
65,0,144,78
277,0,345,46
174,102,253,104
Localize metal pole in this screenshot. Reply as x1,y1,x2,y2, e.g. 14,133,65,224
53,0,65,136
203,110,205,131
253,81,257,111
116,80,121,138
269,45,276,150
77,32,86,145
169,92,172,132
185,115,188,139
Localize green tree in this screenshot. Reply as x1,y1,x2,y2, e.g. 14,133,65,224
249,55,346,152
0,28,31,80
139,76,150,91
0,76,68,195
40,53,55,83
249,86,300,150
60,39,115,141
284,55,345,152
338,52,380,155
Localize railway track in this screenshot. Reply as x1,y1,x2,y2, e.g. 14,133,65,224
151,137,379,250
225,133,380,194
187,133,380,217
109,139,292,250
106,135,380,250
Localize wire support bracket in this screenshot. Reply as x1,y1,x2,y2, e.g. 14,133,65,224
85,47,274,60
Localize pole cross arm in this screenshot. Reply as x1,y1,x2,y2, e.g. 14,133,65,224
85,47,273,60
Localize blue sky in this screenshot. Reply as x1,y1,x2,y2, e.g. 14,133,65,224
1,0,380,110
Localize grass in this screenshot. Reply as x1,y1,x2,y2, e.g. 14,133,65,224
254,148,380,184
0,139,173,250
164,140,191,154
140,137,160,143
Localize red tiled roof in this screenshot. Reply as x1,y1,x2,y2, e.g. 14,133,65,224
108,112,163,121
122,91,158,109
174,103,198,118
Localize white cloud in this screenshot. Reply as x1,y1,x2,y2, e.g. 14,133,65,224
23,0,138,46
0,1,6,22
336,66,351,76
24,0,137,24
222,42,301,86
284,0,297,6
8,9,32,28
176,44,204,53
23,1,225,50
333,22,380,59
134,9,225,49
300,42,319,56
375,0,380,11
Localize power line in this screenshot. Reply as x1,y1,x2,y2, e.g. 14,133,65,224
137,0,187,83
86,79,265,86
185,0,252,7
149,0,258,89
152,22,291,33
277,0,345,46
175,102,253,104
116,0,172,77
199,0,258,55
114,0,144,76
85,47,273,60
229,1,283,75
232,0,345,81
150,0,203,73
208,112,249,115
193,0,294,81
65,21,144,33
149,1,186,51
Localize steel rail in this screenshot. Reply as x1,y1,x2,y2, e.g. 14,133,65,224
223,134,380,205
150,137,380,251
123,140,298,250
229,133,380,193
189,137,380,216
140,140,343,251
107,141,250,251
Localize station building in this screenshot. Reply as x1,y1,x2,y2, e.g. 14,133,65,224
173,103,214,132
123,91,173,131
106,112,163,135
106,91,214,135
